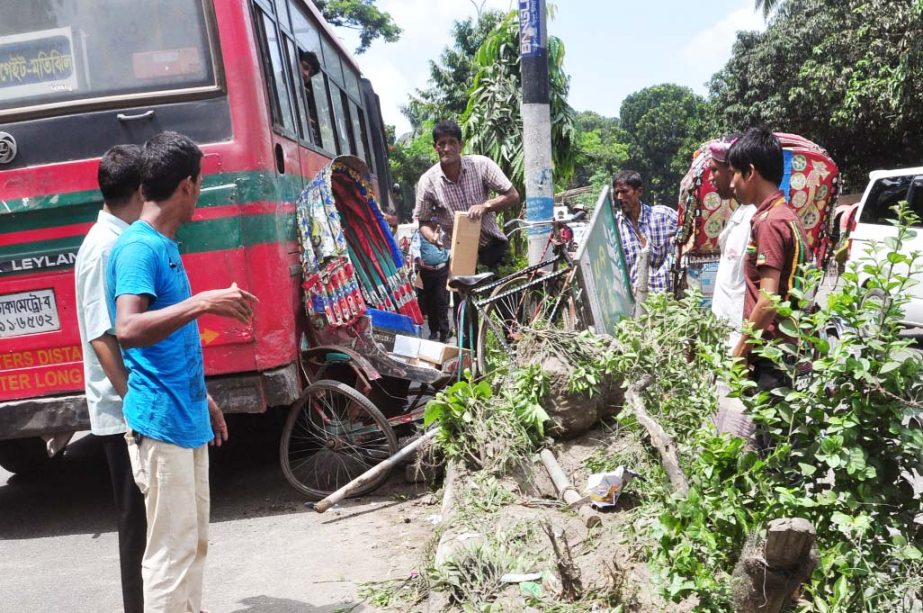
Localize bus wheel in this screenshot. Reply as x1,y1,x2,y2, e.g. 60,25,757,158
280,380,398,500
0,437,58,475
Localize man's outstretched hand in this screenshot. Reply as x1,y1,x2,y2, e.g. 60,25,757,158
197,282,259,324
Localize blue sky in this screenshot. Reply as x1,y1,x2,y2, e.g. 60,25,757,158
338,0,767,134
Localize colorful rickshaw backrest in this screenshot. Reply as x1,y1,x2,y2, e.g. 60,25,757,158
296,156,423,339
677,133,841,266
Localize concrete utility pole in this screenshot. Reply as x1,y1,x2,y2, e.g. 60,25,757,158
518,0,554,265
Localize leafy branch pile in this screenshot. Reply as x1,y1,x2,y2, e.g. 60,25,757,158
589,203,923,611
422,365,550,475
610,289,728,438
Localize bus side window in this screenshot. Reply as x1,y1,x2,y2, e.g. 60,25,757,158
293,46,322,146
291,4,336,154
255,8,297,136
330,84,354,156
350,101,368,163
340,89,358,156
314,75,338,154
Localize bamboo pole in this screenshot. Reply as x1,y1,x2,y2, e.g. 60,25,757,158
313,428,438,513
540,449,602,529
433,459,462,566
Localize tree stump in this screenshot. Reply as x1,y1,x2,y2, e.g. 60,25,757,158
732,518,818,613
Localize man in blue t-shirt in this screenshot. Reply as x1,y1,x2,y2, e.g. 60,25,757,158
107,131,258,613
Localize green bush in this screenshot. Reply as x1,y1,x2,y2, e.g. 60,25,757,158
644,202,923,611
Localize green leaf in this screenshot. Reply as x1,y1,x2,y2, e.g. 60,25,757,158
423,401,443,427
833,574,849,602
798,462,817,477
900,545,923,561
778,318,799,338
878,361,902,374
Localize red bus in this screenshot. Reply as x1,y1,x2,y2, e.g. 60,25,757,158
0,0,394,473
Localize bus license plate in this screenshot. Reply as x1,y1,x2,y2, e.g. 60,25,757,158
0,289,61,339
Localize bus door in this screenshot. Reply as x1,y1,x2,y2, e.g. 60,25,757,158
251,2,304,199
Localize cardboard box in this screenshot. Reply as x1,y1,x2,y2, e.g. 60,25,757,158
449,211,481,281
392,335,460,368
408,357,438,370
392,335,421,358
417,339,459,365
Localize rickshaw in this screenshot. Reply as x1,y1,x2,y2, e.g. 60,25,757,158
279,157,454,500
673,133,841,300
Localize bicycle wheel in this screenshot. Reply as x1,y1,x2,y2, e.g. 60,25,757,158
558,293,581,332
475,275,545,375
280,379,398,500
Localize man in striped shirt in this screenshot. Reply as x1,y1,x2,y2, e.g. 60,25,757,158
612,170,678,293
729,127,810,390
414,120,519,272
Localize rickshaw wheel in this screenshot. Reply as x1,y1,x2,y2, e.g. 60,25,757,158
280,379,398,500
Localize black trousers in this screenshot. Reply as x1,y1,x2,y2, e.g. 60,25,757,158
100,433,147,613
478,238,509,272
752,357,792,392
420,265,450,337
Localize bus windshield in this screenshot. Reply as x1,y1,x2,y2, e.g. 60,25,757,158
0,0,217,117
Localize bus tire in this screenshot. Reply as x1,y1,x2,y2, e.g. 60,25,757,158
0,437,58,475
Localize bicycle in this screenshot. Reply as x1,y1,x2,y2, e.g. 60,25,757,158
449,211,590,376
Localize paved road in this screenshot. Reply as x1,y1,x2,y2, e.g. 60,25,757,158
0,413,433,613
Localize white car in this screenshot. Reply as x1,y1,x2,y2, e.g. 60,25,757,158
848,167,923,326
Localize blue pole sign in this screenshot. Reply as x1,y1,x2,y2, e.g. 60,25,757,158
518,0,545,57
525,195,554,235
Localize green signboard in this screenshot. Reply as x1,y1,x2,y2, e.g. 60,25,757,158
575,187,634,335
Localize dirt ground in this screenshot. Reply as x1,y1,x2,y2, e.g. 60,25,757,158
394,424,677,612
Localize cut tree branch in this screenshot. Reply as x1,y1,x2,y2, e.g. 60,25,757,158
625,374,689,497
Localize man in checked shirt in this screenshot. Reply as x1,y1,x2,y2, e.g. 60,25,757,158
414,120,520,272
612,170,678,293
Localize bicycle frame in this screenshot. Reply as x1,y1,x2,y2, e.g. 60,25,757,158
452,214,589,375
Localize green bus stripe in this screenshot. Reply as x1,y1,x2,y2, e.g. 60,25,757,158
176,212,297,253
0,235,85,261
0,211,296,262
0,170,306,233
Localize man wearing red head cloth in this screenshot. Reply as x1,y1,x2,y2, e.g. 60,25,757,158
708,135,755,351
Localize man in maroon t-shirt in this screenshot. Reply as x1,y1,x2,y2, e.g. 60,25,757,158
728,128,811,390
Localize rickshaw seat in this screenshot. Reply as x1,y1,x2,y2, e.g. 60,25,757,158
448,272,495,290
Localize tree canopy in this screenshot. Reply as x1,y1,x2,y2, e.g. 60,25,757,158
402,11,505,130
462,11,577,201
710,0,923,187
568,111,629,199
314,0,401,53
619,84,709,206
387,126,436,222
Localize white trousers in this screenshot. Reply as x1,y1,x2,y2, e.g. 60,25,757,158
127,433,209,613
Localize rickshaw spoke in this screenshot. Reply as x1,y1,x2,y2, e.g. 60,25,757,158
280,380,399,500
